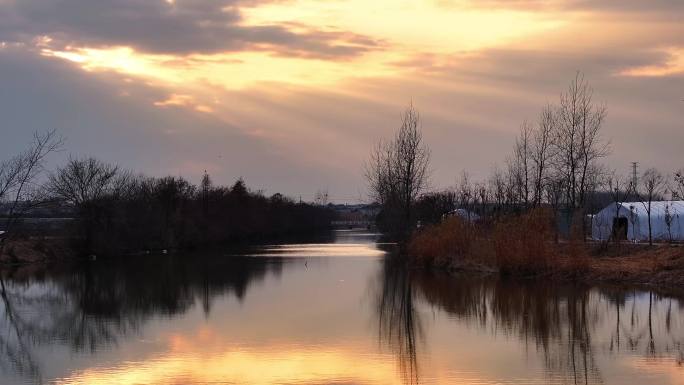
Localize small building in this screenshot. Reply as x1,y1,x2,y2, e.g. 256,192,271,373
591,201,684,242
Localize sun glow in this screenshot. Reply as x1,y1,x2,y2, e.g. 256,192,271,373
35,0,565,104
242,0,565,52
41,45,403,89
41,46,186,83
54,346,400,385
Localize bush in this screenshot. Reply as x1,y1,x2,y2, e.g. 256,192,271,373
493,208,555,276
408,216,477,267
408,207,596,278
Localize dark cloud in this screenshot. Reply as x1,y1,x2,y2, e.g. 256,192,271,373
0,0,382,58
1,1,682,199
1,42,682,199
0,47,350,197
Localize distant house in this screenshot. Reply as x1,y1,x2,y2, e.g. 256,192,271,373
591,201,684,242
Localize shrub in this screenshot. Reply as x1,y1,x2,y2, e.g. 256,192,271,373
408,216,477,267
493,208,555,276
409,208,595,278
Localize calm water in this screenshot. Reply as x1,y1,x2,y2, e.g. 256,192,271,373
0,230,682,385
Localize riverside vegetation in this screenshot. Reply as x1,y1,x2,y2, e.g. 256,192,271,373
366,73,684,290
409,211,684,289
0,133,333,262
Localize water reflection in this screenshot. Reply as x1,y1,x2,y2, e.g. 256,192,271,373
0,232,682,385
375,258,422,385
0,255,286,383
377,265,684,385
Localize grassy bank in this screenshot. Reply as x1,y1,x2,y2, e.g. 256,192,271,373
408,209,684,289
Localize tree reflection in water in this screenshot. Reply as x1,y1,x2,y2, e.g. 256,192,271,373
0,255,285,383
376,264,684,385
1,252,682,385
375,257,423,385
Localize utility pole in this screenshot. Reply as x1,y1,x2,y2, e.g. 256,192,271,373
631,162,638,197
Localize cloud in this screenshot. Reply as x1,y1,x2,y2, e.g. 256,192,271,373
154,93,214,112
446,0,684,14
4,36,682,199
0,47,351,198
0,0,383,58
619,48,684,77
1,0,682,201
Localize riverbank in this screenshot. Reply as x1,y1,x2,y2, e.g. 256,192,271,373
0,228,339,265
408,213,684,291
0,238,76,264
574,244,684,288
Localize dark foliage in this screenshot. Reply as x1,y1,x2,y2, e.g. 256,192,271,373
414,191,456,226
49,158,334,256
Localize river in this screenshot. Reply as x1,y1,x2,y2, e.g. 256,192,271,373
0,230,682,384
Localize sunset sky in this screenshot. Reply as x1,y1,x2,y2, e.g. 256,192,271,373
1,0,682,202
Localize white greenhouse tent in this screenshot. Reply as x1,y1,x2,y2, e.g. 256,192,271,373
444,208,480,222
591,201,684,242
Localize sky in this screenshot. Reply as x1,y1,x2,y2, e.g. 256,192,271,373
0,0,682,202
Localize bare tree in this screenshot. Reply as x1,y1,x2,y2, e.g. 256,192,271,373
531,104,556,206
456,171,473,218
395,104,431,224
488,166,507,214
663,203,677,243
474,182,488,219
584,163,607,217
48,157,123,206
554,72,609,212
545,176,565,243
673,169,684,200
513,120,533,206
48,157,129,252
365,103,430,235
366,140,396,207
0,130,62,256
504,156,520,205
639,168,666,246
553,72,609,242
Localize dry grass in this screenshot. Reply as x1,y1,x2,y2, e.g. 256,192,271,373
409,209,567,275
407,208,684,288
585,244,684,287
408,216,479,267
492,209,555,276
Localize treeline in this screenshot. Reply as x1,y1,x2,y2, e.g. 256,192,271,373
368,73,684,243
405,76,683,274
1,135,333,257
50,158,334,255
419,72,612,233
